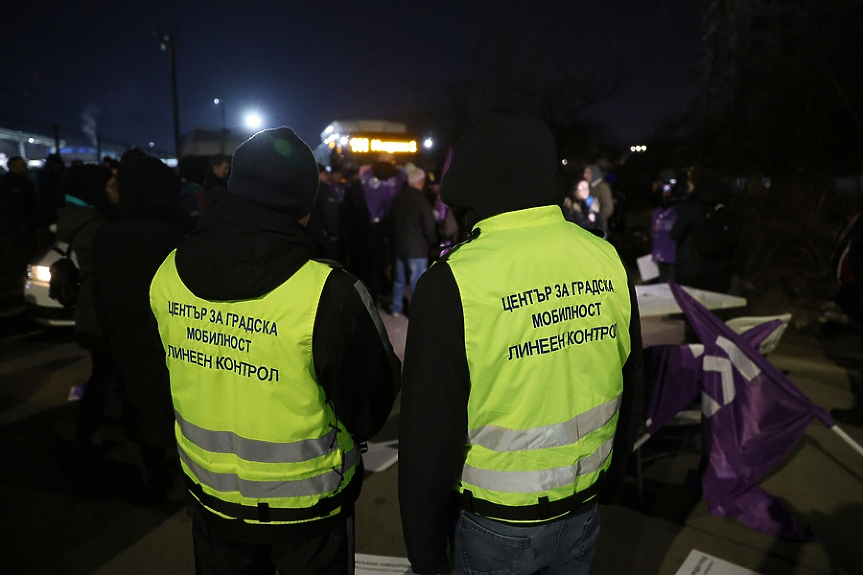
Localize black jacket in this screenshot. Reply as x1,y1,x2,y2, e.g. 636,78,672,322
169,193,401,540
670,184,736,293
390,184,438,258
91,160,192,450
56,203,110,343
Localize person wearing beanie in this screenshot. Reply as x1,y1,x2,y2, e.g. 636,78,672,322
91,153,193,502
583,163,615,238
149,127,400,574
398,113,643,574
55,163,125,451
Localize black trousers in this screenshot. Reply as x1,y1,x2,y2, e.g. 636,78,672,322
192,506,355,575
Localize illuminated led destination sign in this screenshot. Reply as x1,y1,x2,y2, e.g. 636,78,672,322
349,137,418,154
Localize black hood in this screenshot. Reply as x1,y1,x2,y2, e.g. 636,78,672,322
691,179,728,206
440,113,565,230
175,193,323,301
116,155,181,217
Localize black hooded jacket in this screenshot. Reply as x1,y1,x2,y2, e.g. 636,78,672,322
670,180,737,293
91,155,192,449
398,114,644,574
165,192,401,538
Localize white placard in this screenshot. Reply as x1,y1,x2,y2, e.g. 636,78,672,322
356,553,412,574
675,549,761,575
363,440,399,473
637,254,660,282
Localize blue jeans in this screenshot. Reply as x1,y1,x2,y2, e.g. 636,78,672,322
454,505,600,575
390,256,428,314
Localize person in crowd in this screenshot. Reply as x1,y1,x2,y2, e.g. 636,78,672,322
650,169,682,282
177,156,212,223
426,173,459,254
203,154,231,191
56,163,126,451
149,127,400,574
398,114,644,575
342,152,404,307
36,152,66,226
584,163,615,238
0,156,38,268
389,166,438,317
91,153,193,502
670,167,739,293
563,178,602,232
307,164,345,262
102,156,120,175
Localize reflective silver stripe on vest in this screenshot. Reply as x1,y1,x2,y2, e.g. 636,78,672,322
179,445,359,499
175,410,338,464
468,396,621,453
461,436,613,494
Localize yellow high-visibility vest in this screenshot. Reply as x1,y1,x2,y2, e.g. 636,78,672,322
150,252,357,524
448,206,632,522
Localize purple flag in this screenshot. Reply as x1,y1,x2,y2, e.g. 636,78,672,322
642,319,783,435
669,281,834,540
643,343,703,435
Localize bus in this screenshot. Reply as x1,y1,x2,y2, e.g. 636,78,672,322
314,120,430,173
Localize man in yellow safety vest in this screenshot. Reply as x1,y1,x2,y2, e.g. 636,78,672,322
398,113,643,575
150,127,400,574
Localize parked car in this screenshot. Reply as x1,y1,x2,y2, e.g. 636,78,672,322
24,241,75,326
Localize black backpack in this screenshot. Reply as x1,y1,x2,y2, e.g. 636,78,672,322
48,234,84,308
693,203,740,259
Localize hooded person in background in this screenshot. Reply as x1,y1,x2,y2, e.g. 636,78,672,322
584,163,615,238
670,167,738,293
56,163,126,450
398,114,644,575
149,127,400,574
91,154,193,502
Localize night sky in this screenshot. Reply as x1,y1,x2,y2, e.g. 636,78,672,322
1,0,702,156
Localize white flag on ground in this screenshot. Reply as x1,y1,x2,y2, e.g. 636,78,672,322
356,553,412,574
363,439,399,472
675,550,760,575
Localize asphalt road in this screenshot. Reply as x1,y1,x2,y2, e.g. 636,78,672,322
1,309,861,574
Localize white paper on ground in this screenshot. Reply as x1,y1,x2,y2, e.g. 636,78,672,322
675,549,761,575
363,439,399,472
637,253,660,282
356,553,412,574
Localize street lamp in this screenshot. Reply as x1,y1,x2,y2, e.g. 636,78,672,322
158,31,181,160
245,113,262,130
214,98,227,154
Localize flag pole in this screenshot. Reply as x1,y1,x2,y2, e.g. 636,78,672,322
830,424,863,458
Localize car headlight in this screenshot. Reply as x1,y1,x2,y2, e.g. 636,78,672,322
28,264,52,283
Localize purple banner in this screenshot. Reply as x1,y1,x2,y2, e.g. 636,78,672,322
668,281,833,540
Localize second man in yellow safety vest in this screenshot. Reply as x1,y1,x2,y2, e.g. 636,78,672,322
398,113,643,575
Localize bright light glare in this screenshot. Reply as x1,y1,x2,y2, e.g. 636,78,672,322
561,159,569,166
28,264,52,283
423,138,433,149
213,98,220,105
245,113,262,129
